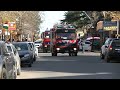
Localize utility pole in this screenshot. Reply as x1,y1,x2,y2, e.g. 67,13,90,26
117,18,119,39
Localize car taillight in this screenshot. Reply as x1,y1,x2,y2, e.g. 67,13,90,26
109,45,112,50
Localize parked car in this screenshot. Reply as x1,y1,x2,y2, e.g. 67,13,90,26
6,43,21,76
13,42,33,67
104,38,120,62
79,40,91,51
100,38,113,59
0,41,16,79
28,42,37,61
83,41,92,51
86,37,101,51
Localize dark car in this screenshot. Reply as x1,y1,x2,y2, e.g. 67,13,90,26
13,42,33,67
104,38,120,62
0,41,16,79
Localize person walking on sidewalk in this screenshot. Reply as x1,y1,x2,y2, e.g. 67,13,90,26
81,40,84,53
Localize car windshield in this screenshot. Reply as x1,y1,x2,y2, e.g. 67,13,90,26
13,43,28,51
56,33,76,40
7,46,12,52
45,33,50,38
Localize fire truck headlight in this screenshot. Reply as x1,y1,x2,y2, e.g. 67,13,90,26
73,48,77,50
45,45,47,47
56,48,60,50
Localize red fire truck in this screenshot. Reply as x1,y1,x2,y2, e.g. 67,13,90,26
50,24,79,56
41,30,50,53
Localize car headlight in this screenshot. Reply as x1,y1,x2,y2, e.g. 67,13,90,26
44,45,47,47
24,54,30,57
73,48,77,50
56,48,60,50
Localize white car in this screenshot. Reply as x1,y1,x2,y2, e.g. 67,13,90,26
6,43,21,76
34,41,42,52
34,41,42,48
79,40,91,51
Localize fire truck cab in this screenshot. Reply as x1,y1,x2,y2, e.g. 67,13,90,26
50,24,79,56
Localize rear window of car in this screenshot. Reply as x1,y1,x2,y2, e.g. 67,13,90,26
112,41,120,47
13,43,29,51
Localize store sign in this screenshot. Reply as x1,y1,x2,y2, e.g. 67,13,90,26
8,22,16,30
103,21,117,31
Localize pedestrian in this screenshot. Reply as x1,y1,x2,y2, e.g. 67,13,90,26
81,41,84,53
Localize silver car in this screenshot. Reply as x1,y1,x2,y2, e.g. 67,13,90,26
0,41,16,79
6,43,21,76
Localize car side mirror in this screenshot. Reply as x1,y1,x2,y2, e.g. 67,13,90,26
4,52,11,56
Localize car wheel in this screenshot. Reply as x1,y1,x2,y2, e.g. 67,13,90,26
12,65,17,79
34,56,36,61
54,52,57,56
100,52,104,59
1,67,8,79
52,53,54,56
105,54,111,63
69,52,71,56
74,52,77,56
28,63,32,67
17,65,21,75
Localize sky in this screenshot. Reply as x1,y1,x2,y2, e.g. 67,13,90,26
40,11,66,33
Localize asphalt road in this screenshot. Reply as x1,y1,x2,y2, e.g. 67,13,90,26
17,51,120,79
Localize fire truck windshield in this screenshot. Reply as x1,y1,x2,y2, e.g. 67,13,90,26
56,33,76,40
45,33,50,38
